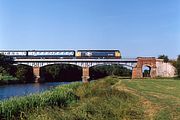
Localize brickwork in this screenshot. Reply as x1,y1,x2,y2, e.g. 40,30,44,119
82,67,90,83
33,67,41,82
132,57,156,78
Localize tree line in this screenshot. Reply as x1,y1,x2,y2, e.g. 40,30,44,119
0,54,34,83
173,55,180,77
40,64,132,82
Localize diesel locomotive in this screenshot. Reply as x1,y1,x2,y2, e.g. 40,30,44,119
76,50,121,59
0,50,121,59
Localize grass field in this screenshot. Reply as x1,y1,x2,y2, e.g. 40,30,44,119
121,78,180,120
1,76,180,120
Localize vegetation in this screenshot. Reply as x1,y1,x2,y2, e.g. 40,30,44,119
158,54,169,62
15,65,34,83
0,76,179,119
41,64,82,82
171,55,180,77
123,78,180,120
0,82,81,119
40,64,132,82
90,65,132,80
0,54,34,83
0,54,19,83
176,55,180,77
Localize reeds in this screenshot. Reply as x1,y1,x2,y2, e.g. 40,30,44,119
0,82,81,119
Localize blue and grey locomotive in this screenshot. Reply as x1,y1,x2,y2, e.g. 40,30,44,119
76,50,121,59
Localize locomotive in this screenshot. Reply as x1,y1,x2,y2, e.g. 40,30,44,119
0,50,121,59
76,50,121,59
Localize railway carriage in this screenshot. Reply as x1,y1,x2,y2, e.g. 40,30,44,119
27,50,75,59
0,50,76,59
0,50,28,58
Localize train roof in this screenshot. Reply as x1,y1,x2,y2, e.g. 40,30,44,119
0,50,75,52
77,50,120,52
0,50,120,52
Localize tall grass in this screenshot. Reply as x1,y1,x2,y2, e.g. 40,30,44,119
24,76,180,120
0,82,81,119
25,76,144,120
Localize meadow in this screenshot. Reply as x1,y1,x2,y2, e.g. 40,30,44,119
0,76,179,120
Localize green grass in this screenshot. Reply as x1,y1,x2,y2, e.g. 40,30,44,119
0,82,81,119
122,78,180,120
23,77,144,120
1,76,180,120
0,75,18,81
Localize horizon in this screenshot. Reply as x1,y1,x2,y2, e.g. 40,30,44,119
0,0,180,59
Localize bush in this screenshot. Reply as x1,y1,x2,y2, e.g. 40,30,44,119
0,75,18,81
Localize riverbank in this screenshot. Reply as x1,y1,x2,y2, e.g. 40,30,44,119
0,76,180,119
0,75,19,85
0,79,38,85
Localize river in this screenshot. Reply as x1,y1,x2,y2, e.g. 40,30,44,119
0,82,69,100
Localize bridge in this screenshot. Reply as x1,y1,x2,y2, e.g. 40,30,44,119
12,57,164,82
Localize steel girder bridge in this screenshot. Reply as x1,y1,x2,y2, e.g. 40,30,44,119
14,58,138,82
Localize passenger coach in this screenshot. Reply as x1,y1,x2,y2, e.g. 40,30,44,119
0,50,28,57
27,50,75,58
0,50,76,59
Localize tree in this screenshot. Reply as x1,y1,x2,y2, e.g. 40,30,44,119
0,54,15,76
169,55,180,78
16,65,34,82
177,55,180,61
176,55,180,77
41,64,82,82
0,54,6,66
90,65,132,80
158,55,169,62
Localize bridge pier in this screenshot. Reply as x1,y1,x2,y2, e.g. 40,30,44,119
132,67,142,78
82,67,90,83
33,67,41,83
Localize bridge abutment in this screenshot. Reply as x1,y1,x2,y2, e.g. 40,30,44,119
132,57,156,78
33,67,41,83
82,67,90,83
132,67,142,78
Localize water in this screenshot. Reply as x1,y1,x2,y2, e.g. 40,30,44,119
0,82,69,100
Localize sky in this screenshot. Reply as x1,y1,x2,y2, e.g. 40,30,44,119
0,0,180,58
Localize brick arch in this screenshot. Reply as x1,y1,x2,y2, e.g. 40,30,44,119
132,57,156,78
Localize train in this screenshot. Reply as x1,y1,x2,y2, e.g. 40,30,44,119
0,50,121,59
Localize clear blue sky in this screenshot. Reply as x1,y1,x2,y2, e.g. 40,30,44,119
0,0,179,58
